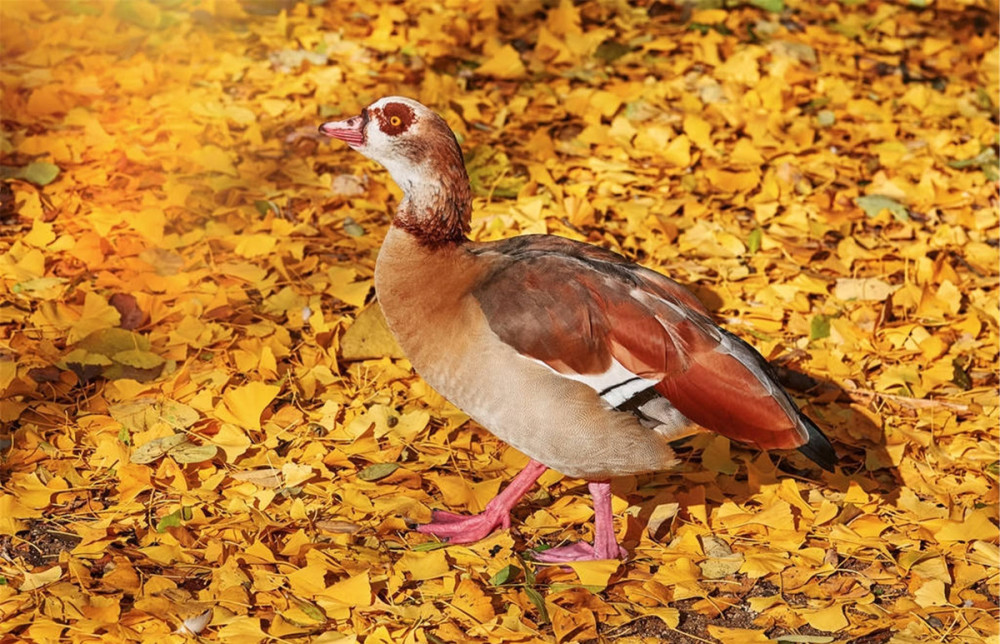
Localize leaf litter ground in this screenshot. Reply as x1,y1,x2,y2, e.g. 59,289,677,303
0,0,997,642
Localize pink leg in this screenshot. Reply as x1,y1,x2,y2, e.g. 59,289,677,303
417,460,548,543
533,481,627,563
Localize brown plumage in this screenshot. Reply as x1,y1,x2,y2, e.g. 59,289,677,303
320,96,835,562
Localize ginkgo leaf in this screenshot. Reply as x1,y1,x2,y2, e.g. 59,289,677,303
160,400,200,429
476,44,526,79
191,144,238,176
856,194,909,221
320,572,372,607
287,562,328,597
833,278,899,302
213,423,253,461
109,398,161,432
22,220,56,247
130,434,189,464
699,535,744,579
340,303,406,361
1,161,61,186
231,468,283,488
327,267,372,308
216,382,280,430
169,443,217,464
489,564,521,586
803,604,849,632
281,462,314,488
396,549,450,581
156,509,183,532
68,292,121,344
701,436,738,474
449,578,495,622
565,559,620,590
20,566,62,591
0,498,32,536
357,463,399,481
113,349,166,369
683,114,713,150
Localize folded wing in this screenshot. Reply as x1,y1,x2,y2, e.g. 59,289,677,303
470,235,835,467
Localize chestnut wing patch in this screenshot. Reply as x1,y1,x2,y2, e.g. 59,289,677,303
469,235,811,451
470,236,682,378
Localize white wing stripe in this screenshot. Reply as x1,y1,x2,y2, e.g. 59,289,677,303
531,357,660,408
599,376,657,408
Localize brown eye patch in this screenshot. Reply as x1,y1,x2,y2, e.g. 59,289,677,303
376,102,415,136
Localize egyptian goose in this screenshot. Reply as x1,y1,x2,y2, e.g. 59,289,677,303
319,97,836,562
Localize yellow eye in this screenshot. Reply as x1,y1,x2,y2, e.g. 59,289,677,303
389,115,402,127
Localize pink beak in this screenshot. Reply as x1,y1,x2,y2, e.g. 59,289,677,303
319,114,365,147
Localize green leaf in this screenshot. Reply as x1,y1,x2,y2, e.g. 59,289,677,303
810,315,831,340
357,462,399,481
290,598,326,622
951,359,972,391
976,88,995,111
947,147,996,169
156,510,183,533
118,426,131,445
522,557,536,585
816,110,836,127
744,328,774,342
856,194,909,221
524,586,549,624
411,541,449,551
805,97,831,111
254,200,281,216
594,40,630,63
986,462,1000,477
343,217,365,237
750,0,785,12
22,162,61,186
1,162,61,186
747,227,762,254
489,564,521,586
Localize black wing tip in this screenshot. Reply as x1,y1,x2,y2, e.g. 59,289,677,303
797,417,837,473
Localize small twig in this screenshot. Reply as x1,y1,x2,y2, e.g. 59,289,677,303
665,625,715,644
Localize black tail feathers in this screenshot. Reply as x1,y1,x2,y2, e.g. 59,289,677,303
796,415,837,472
